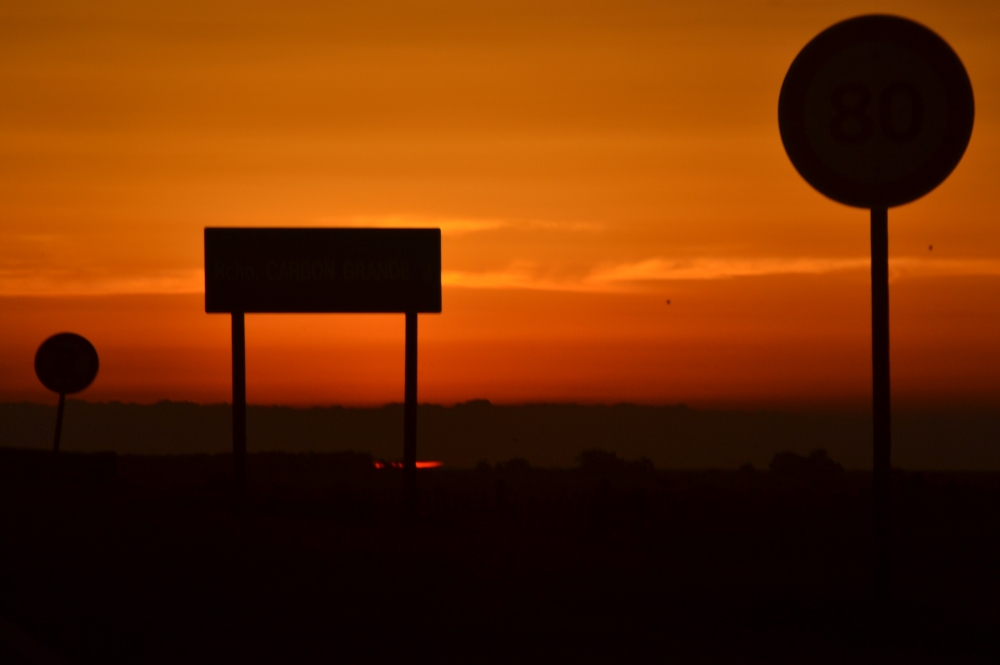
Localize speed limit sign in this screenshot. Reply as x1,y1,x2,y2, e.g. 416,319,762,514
778,14,974,604
779,14,974,208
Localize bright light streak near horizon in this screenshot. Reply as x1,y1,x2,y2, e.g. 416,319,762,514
373,461,443,469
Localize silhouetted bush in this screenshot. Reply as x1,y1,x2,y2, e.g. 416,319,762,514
631,456,655,474
497,458,530,472
0,447,117,484
578,449,622,474
769,449,845,478
577,449,655,478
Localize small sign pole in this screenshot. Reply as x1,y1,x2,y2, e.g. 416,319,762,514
53,392,66,455
34,332,100,467
870,207,891,600
403,311,418,508
232,312,247,504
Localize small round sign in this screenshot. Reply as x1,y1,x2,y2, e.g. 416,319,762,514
778,15,974,208
34,333,99,395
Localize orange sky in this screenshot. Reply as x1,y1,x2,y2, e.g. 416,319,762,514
2,0,999,407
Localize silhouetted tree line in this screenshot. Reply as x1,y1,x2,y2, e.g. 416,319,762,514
7,399,1000,469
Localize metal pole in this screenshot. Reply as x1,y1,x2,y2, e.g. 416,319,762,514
53,392,66,455
232,312,247,504
870,207,891,601
404,311,418,508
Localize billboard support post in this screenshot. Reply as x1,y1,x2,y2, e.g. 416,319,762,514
403,312,418,508
232,311,247,505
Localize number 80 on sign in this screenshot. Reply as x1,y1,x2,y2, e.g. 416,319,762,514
779,15,974,209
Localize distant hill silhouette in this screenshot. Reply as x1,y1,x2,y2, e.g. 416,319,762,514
2,400,999,469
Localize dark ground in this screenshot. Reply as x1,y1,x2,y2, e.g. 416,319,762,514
1,450,998,663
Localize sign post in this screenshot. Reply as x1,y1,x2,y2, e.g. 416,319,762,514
404,311,418,505
205,227,442,507
870,205,890,592
34,333,100,456
779,15,974,603
232,312,247,501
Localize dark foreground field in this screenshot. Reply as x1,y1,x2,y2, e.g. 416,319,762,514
1,451,999,663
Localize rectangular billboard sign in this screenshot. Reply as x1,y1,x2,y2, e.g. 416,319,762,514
205,227,442,313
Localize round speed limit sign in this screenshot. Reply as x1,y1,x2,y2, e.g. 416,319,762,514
35,332,100,395
779,15,974,208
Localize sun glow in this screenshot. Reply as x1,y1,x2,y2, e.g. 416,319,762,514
374,461,444,469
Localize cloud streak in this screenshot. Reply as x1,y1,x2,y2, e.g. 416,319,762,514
444,257,1000,293
316,215,603,236
0,269,204,297
4,257,1000,297
330,215,507,236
